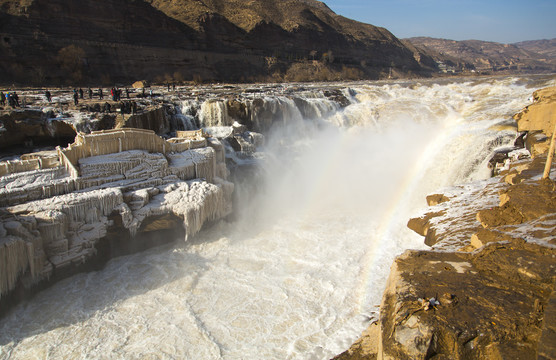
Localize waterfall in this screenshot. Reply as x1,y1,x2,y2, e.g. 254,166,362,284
2,75,555,360
174,100,200,130
199,100,233,127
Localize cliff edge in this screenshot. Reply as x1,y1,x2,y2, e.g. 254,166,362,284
335,87,556,359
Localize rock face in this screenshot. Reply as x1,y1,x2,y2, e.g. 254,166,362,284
335,86,556,359
0,0,430,85
514,86,556,157
379,240,554,360
0,128,234,315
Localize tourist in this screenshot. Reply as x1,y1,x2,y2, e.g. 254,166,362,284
79,88,84,99
13,92,20,107
98,88,104,100
73,89,79,105
126,88,130,99
8,92,16,107
45,90,52,103
88,88,93,99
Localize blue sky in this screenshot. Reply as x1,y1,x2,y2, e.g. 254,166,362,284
324,0,556,43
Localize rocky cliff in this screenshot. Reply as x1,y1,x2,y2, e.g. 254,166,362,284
334,87,556,359
0,0,432,85
406,37,556,74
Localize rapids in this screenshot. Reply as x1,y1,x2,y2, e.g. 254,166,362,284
1,75,555,359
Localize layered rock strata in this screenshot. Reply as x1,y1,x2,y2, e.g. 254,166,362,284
0,128,234,315
335,87,556,359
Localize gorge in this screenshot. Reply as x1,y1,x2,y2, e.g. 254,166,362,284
1,74,555,359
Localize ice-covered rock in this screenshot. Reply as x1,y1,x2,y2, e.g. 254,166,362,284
0,129,234,305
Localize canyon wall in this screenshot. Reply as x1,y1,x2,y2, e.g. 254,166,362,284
0,0,432,85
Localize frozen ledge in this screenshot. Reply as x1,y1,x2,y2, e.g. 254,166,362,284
0,129,234,314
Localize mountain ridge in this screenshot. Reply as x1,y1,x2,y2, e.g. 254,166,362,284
405,36,556,74
0,0,432,85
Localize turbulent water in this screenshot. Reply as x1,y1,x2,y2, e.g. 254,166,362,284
1,75,555,359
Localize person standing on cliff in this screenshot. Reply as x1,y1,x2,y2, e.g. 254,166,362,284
73,89,79,105
98,88,103,100
79,88,84,99
45,90,52,103
88,88,93,99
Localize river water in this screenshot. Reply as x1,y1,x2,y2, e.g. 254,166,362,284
1,75,554,359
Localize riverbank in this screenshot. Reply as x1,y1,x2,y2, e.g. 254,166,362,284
334,86,556,359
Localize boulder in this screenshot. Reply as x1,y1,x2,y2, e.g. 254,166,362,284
426,194,451,206
132,80,149,89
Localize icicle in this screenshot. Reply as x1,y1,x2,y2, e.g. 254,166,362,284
0,237,29,299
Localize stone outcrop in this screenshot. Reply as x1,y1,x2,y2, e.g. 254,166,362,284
335,87,556,359
378,239,554,360
0,96,173,151
0,109,76,149
0,128,234,316
513,86,556,157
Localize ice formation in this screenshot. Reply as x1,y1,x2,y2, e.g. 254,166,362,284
0,129,234,299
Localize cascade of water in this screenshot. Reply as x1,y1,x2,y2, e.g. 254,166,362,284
199,100,233,127
174,100,201,130
2,76,555,360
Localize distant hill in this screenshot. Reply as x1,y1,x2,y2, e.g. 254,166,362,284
0,0,434,85
405,37,556,74
514,39,556,60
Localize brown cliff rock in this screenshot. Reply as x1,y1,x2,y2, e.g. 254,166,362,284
379,241,555,360
0,109,77,149
514,87,556,149
0,0,427,85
